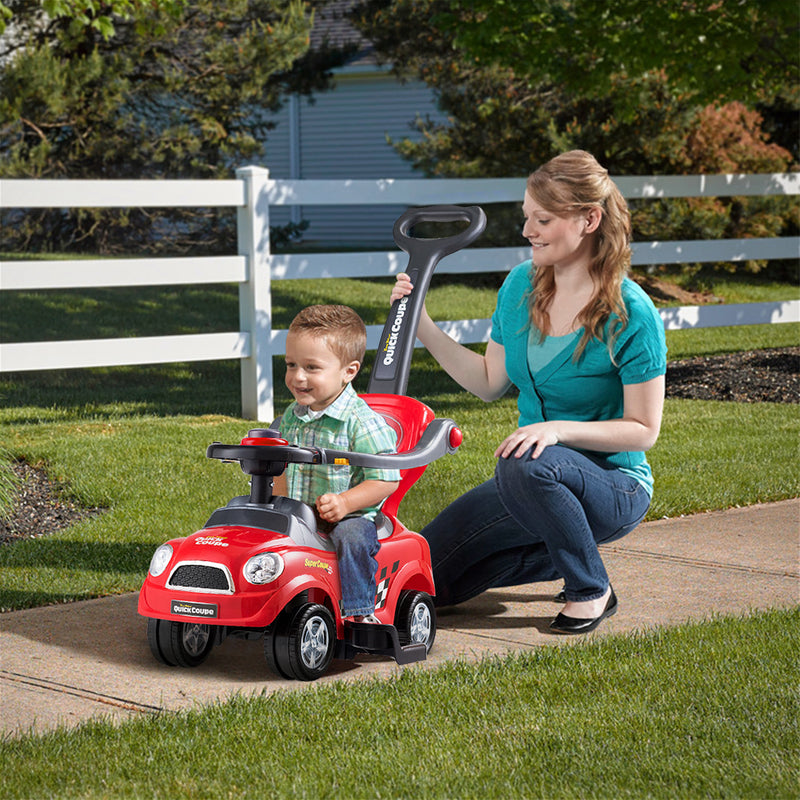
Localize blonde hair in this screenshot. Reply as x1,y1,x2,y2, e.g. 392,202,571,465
288,304,366,366
526,150,630,358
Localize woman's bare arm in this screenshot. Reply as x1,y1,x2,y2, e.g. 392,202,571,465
494,375,666,459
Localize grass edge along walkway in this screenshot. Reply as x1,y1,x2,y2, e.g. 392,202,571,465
2,607,798,799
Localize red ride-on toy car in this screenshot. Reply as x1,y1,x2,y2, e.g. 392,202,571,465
138,205,486,680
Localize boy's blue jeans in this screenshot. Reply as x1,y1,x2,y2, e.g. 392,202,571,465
330,516,380,617
421,445,651,607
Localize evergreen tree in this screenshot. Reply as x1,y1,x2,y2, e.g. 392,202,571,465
0,0,352,252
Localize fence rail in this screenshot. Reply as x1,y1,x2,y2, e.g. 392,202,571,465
1,168,798,420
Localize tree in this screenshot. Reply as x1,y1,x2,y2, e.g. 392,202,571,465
0,0,352,253
349,0,795,275
634,101,797,278
0,1,188,39
430,0,799,109
349,1,748,179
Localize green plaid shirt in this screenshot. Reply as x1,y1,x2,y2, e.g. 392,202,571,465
279,383,400,521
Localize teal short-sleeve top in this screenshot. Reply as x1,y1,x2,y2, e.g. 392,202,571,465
490,260,667,494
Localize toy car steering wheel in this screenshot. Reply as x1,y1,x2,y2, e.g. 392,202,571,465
206,419,463,505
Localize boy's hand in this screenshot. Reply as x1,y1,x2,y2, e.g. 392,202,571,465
315,480,400,524
316,492,348,523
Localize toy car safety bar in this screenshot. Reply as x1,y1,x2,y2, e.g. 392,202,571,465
206,417,462,473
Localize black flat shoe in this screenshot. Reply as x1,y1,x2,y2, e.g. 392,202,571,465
549,587,617,634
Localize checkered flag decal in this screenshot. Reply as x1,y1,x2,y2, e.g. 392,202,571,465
375,560,400,609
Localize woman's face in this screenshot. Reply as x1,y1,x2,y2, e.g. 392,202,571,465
521,191,598,270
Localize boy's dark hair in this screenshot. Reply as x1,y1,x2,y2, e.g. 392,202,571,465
288,305,367,366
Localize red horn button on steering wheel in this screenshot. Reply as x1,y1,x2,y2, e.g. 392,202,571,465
449,427,463,448
240,437,288,446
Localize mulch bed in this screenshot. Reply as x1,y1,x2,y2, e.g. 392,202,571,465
666,346,799,404
0,462,105,545
1,346,797,545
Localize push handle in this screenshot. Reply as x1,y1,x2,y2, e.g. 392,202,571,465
392,205,487,257
368,205,486,395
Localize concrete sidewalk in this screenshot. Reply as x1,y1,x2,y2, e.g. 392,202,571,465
2,499,798,738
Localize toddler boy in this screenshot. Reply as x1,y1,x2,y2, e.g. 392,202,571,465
274,305,400,622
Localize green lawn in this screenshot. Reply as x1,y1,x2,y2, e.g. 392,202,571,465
2,609,798,799
0,274,798,610
0,272,798,797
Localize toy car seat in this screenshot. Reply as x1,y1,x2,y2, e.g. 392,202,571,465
360,393,435,518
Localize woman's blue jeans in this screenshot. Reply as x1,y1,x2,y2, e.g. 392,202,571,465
330,516,380,617
421,445,651,607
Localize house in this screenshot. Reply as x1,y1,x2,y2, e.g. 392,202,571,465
262,0,448,247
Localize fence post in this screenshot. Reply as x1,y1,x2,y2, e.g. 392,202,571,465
236,166,273,422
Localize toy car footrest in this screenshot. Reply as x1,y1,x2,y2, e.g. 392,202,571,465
344,621,427,665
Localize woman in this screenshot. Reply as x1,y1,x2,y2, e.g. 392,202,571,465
390,150,667,634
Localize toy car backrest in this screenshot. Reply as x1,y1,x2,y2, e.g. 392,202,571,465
360,393,436,518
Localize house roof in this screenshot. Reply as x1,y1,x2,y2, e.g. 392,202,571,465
309,0,379,69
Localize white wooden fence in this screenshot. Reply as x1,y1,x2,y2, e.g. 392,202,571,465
1,168,798,421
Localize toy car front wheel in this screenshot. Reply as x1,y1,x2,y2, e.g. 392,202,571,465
265,600,336,681
395,591,436,653
147,618,215,668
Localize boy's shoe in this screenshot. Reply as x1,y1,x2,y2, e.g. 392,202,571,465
352,613,381,624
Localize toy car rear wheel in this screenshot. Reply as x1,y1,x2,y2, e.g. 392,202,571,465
147,618,214,668
266,600,336,681
395,591,436,653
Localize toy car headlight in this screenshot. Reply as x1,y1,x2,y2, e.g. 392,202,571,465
149,544,173,577
244,552,284,585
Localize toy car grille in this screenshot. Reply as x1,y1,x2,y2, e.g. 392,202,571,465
168,563,233,594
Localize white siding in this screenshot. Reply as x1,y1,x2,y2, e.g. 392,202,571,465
259,72,448,247
261,106,293,179
260,103,295,231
